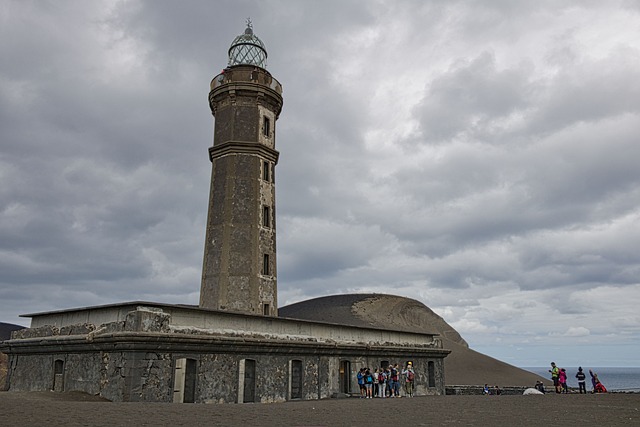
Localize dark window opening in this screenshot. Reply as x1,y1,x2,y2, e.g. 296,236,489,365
263,116,270,137
263,206,270,228
54,359,64,374
263,254,270,275
428,361,436,387
263,303,270,316
263,161,270,181
243,359,256,403
291,360,303,400
381,361,389,369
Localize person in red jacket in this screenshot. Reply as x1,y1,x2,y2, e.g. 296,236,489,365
590,369,608,393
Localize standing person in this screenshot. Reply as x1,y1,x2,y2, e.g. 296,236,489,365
372,368,379,397
391,364,400,397
549,362,561,393
377,368,387,398
576,367,587,394
357,368,365,398
385,366,393,397
559,368,568,393
364,368,374,398
402,362,415,397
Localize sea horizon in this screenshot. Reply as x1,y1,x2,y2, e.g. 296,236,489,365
521,366,640,392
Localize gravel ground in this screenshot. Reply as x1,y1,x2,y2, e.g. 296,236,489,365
1,391,639,426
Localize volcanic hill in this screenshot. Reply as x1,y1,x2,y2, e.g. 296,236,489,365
280,293,546,387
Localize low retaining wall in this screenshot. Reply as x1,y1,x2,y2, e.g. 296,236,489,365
446,385,529,396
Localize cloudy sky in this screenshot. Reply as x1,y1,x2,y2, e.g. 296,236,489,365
2,0,639,368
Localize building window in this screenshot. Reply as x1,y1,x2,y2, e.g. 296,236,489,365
263,206,270,228
263,303,270,316
263,161,270,181
263,254,270,275
54,359,64,375
263,116,270,137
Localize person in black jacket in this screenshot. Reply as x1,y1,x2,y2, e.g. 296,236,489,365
576,367,587,394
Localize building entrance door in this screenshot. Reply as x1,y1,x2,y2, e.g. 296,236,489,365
339,360,351,394
183,359,197,403
173,358,197,403
290,360,303,399
53,359,64,392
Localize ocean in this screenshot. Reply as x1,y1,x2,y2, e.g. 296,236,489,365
523,367,640,392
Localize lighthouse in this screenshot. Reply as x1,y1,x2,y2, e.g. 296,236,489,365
200,22,283,316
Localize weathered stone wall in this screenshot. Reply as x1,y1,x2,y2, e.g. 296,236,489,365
1,306,449,403
201,63,282,316
6,354,52,391
197,353,239,404
100,351,126,401
63,352,102,395
4,348,448,402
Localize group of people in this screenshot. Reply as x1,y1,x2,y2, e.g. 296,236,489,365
548,362,607,394
357,362,416,398
482,384,502,395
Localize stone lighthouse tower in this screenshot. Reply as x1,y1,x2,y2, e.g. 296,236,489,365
200,21,283,316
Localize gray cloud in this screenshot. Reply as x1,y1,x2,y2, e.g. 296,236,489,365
1,0,639,367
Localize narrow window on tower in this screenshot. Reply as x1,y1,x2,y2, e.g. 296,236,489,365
263,254,270,275
263,206,270,228
263,116,270,137
263,303,270,316
263,161,270,181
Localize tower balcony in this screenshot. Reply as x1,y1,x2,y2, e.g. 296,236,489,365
210,65,282,94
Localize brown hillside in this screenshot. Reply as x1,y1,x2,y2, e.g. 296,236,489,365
280,293,547,387
0,322,25,341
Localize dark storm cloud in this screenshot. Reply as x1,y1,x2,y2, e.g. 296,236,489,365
1,0,639,366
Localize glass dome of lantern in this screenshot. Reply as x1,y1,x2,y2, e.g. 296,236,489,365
228,19,268,68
